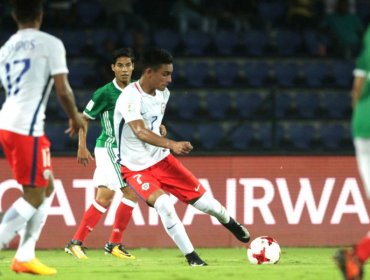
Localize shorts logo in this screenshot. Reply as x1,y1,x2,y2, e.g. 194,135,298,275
43,169,52,180
195,184,200,192
142,182,150,191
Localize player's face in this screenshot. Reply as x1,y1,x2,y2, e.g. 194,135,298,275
112,57,134,86
150,64,173,91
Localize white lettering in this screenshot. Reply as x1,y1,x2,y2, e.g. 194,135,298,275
226,178,237,219
240,178,275,225
331,178,369,224
48,180,76,226
73,179,96,210
276,177,335,224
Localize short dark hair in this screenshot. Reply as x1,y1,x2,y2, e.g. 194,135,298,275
141,47,173,71
12,0,43,24
111,48,135,65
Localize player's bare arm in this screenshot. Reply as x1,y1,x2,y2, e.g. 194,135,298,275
77,115,94,166
159,124,167,137
352,75,366,107
128,119,192,155
53,73,83,136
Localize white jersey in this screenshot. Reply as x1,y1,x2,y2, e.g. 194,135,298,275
0,28,68,136
114,81,170,171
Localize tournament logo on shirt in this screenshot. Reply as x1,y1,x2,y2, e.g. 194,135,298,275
128,103,135,113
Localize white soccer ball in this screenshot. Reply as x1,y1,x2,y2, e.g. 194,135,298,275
247,236,281,264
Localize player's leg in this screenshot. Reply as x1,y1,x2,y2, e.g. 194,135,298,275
92,146,137,259
105,186,137,259
353,138,370,265
0,188,39,250
66,147,116,259
159,154,250,243
152,192,207,266
122,166,206,266
12,183,56,275
191,192,250,243
0,132,56,275
354,138,370,199
65,186,111,259
333,138,370,279
0,131,37,249
16,173,55,263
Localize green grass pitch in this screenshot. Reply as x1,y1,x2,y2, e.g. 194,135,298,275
0,247,367,280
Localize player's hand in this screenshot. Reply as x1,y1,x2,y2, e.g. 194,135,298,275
65,113,84,136
77,147,94,166
170,141,193,155
160,124,167,137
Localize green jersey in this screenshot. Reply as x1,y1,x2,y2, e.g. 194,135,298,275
83,79,122,148
352,25,370,138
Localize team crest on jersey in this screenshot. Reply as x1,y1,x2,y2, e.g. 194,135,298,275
161,103,166,114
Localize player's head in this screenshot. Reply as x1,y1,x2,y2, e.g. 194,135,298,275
140,47,173,91
11,0,43,27
111,48,135,88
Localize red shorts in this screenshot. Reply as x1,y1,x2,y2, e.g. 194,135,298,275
0,130,52,187
121,154,206,203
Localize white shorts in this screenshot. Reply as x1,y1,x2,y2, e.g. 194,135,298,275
354,138,370,199
93,147,126,191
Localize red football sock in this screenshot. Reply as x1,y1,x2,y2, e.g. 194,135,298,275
355,234,370,263
109,201,134,244
72,201,107,242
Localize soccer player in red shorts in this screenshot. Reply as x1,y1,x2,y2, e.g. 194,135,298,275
114,47,250,266
0,0,83,275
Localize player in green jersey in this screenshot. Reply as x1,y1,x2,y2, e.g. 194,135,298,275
65,48,138,260
334,25,370,280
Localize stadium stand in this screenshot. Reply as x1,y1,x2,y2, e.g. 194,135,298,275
0,0,358,154
197,123,224,150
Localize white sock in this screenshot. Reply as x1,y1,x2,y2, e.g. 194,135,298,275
192,192,230,224
121,197,137,208
154,194,194,255
0,198,36,250
15,195,53,261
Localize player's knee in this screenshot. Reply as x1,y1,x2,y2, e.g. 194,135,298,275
154,194,175,216
22,187,45,208
96,186,114,206
148,189,166,207
45,177,55,197
122,187,138,203
96,197,111,207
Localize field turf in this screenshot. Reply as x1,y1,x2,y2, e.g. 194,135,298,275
0,247,366,280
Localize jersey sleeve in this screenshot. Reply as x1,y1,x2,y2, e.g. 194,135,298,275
354,26,370,77
83,88,108,119
119,90,142,123
47,37,69,75
354,52,367,77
